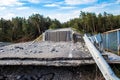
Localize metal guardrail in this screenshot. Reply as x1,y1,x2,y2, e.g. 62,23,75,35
83,34,120,80
102,29,120,55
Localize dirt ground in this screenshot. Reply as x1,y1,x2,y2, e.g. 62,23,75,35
0,65,105,80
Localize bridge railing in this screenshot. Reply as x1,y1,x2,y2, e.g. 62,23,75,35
102,29,120,55
83,34,120,80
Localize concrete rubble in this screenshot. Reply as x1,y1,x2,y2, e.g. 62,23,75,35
0,41,91,59
0,41,89,56
0,40,119,80
0,41,93,66
0,41,104,80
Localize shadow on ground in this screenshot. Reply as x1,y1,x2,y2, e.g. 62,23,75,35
0,65,105,80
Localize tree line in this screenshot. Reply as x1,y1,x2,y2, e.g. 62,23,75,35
0,12,120,42
63,11,120,33
0,14,61,42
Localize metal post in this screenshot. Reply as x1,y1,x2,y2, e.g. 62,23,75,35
117,30,120,55
106,33,109,51
43,32,45,41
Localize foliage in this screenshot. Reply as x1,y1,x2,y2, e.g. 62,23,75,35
0,12,120,42
0,14,61,42
62,11,120,33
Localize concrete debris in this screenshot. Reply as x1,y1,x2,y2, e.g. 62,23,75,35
0,41,91,59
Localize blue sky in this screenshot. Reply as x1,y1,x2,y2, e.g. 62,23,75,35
0,0,120,22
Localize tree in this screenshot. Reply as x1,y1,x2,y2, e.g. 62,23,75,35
12,17,23,40
0,12,120,42
49,19,61,29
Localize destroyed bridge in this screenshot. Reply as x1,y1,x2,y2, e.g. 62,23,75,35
0,28,120,80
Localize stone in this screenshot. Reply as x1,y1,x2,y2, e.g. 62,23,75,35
15,46,24,50
51,48,56,52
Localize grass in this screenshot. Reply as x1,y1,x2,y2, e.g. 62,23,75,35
33,34,43,42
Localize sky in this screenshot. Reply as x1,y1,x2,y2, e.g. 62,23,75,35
0,0,120,22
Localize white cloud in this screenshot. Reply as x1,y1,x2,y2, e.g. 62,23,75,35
117,0,120,2
16,7,30,10
0,6,38,20
117,0,120,3
44,3,59,7
0,0,119,23
82,4,103,13
65,0,97,5
44,3,76,9
27,0,41,3
47,2,120,22
47,10,80,22
60,6,76,9
0,13,16,20
0,0,23,6
82,3,120,15
0,7,6,10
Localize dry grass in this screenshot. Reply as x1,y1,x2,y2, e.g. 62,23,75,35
33,34,43,42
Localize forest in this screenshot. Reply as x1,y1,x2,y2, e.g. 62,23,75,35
0,11,120,42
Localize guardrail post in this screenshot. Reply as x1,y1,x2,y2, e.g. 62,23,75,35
117,30,120,55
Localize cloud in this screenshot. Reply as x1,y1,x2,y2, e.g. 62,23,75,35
0,13,16,20
0,0,119,23
44,2,76,9
65,0,97,5
27,0,41,3
44,3,60,7
117,0,120,3
60,6,76,9
117,0,120,2
16,7,30,10
0,7,6,10
47,10,80,22
0,6,39,20
0,0,23,6
82,3,120,15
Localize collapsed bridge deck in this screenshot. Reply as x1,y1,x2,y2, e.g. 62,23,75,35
0,42,119,66
0,28,120,66
0,41,95,66
0,41,112,66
